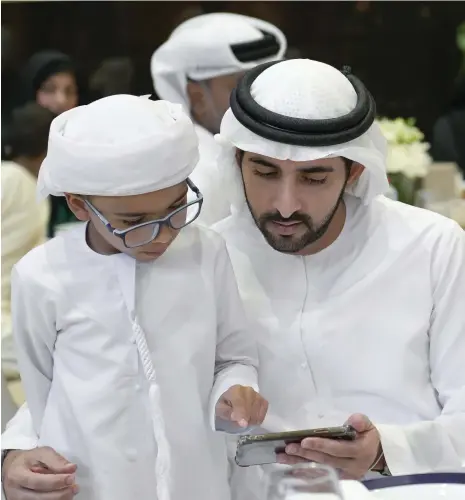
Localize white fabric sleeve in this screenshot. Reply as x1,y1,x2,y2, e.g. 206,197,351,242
208,238,259,432
5,265,58,441
189,154,232,227
377,221,465,474
1,403,38,452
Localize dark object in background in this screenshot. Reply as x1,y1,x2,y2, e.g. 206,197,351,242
2,26,21,160
89,57,134,99
285,46,303,59
1,25,19,72
8,102,56,163
431,74,465,176
172,5,205,28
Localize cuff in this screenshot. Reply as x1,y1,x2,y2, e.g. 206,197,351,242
1,433,38,453
376,423,418,476
208,364,259,433
1,406,39,453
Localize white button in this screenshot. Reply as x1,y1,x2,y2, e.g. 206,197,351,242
135,384,141,392
126,449,137,461
300,362,307,369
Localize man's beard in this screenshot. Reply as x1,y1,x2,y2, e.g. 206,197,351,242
246,186,347,254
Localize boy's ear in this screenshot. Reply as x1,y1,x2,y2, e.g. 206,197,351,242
65,194,90,222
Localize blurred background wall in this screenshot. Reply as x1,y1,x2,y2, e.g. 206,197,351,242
2,1,465,140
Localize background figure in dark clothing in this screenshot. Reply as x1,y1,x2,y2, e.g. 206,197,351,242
431,74,465,177
7,102,56,178
2,26,21,160
19,50,78,115
15,50,80,236
88,57,134,100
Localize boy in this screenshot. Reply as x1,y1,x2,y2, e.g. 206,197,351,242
2,95,266,500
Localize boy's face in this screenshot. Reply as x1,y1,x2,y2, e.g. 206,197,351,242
66,182,188,262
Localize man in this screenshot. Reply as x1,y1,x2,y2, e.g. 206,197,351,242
0,95,267,500
151,12,287,225
2,103,54,378
213,58,465,496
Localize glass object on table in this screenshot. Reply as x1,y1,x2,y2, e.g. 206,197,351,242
448,199,465,228
423,162,460,201
419,194,465,228
267,463,344,500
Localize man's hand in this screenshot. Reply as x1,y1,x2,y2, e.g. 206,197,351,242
215,385,269,429
277,414,382,479
2,446,79,499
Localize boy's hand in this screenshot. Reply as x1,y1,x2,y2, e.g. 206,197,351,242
2,446,79,499
215,385,269,428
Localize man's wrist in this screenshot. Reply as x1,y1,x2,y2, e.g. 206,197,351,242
371,452,386,472
369,442,384,470
371,449,391,476
369,441,391,476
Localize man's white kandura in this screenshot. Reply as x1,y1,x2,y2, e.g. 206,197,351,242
214,59,465,499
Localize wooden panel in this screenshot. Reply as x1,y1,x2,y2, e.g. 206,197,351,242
2,1,465,138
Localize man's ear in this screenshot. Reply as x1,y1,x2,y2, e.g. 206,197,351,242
186,80,206,115
347,162,365,186
65,194,90,222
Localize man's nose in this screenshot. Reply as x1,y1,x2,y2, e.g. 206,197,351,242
273,179,302,218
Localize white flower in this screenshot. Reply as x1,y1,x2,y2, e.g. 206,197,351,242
386,143,431,178
376,117,431,178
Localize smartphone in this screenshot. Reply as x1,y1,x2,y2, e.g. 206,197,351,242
235,425,356,467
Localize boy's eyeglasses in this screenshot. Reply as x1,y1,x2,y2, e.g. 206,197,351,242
84,178,203,248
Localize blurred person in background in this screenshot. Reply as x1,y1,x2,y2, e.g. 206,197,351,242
2,26,21,161
88,57,134,100
431,74,465,177
18,50,80,236
1,103,55,379
19,50,78,115
285,46,303,59
151,13,287,226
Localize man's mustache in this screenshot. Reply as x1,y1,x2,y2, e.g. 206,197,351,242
260,212,312,225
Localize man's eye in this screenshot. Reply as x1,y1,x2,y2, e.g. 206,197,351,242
302,176,328,185
253,169,277,178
